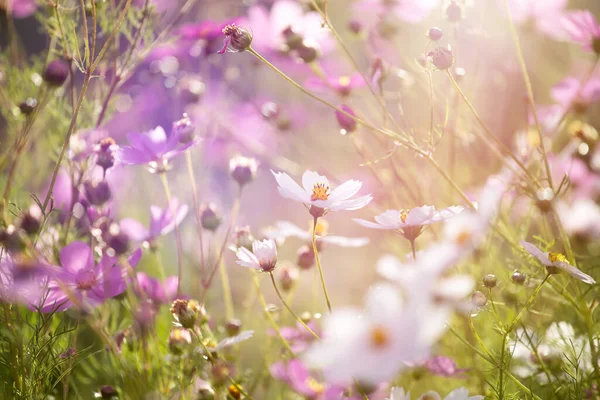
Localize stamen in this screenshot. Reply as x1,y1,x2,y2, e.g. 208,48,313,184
399,209,408,223
311,183,330,201
370,325,390,348
338,76,351,87
548,252,568,263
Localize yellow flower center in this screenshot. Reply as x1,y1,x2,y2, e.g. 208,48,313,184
370,325,390,349
338,76,351,87
307,378,324,394
456,230,471,245
310,219,329,236
311,183,330,201
399,209,409,223
548,252,567,263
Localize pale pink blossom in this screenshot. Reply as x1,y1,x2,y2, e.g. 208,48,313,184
521,241,595,284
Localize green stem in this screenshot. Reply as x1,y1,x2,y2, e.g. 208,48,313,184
219,258,235,320
312,216,332,313
160,173,184,297
269,272,320,340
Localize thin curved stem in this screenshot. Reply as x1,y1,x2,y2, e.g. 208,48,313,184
269,272,320,340
160,173,184,297
312,216,332,313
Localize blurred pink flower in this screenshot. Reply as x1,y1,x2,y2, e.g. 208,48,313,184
5,0,37,18
556,199,600,239
135,272,178,306
120,199,188,246
244,0,334,56
305,72,366,97
503,0,567,38
561,11,600,52
425,356,468,377
551,75,600,108
38,242,142,312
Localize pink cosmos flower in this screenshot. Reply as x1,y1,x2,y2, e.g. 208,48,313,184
354,0,440,24
503,0,567,38
37,242,142,312
235,239,278,272
354,205,463,242
269,320,321,353
272,170,373,215
120,199,189,247
550,76,600,109
5,0,37,18
134,272,178,306
425,356,468,378
116,124,198,171
556,200,600,239
270,359,347,399
304,284,443,386
0,256,49,306
521,241,595,284
244,0,334,56
561,11,600,52
388,387,483,400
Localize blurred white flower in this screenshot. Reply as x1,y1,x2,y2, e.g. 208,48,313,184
264,220,369,247
235,239,278,272
521,241,595,284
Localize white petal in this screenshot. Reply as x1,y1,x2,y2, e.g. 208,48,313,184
353,218,397,230
329,194,373,211
272,170,310,203
321,235,369,247
374,210,404,228
555,261,596,284
301,170,329,192
521,241,551,265
377,254,404,281
405,205,436,225
329,179,362,202
433,205,465,222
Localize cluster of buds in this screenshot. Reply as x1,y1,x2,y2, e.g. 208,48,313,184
170,299,208,329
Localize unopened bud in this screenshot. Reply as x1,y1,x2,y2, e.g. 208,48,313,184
428,47,454,70
279,264,299,291
296,41,320,63
43,59,70,86
471,291,487,308
234,226,254,250
225,319,242,337
19,205,42,235
229,156,258,187
446,1,463,23
428,27,443,41
335,105,358,133
511,271,526,285
170,299,205,328
297,245,315,269
168,328,192,355
200,203,221,231
83,180,112,207
19,98,37,115
173,113,195,143
483,274,497,288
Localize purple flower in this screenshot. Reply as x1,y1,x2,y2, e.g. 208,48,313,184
134,272,178,306
120,199,188,246
561,11,600,53
425,356,468,377
116,125,197,171
270,359,347,399
0,256,49,306
218,24,253,54
37,242,142,312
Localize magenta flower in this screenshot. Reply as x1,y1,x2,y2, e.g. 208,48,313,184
268,320,321,353
550,75,600,110
6,0,37,18
116,125,197,171
120,198,188,246
425,356,468,378
0,257,49,306
561,11,600,53
37,242,142,312
134,272,178,306
270,359,348,399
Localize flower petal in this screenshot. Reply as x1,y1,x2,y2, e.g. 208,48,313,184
60,242,94,273
521,241,551,266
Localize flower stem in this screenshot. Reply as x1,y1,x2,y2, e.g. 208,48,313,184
269,272,320,340
160,173,184,297
251,273,295,356
507,274,549,333
312,216,332,313
185,150,206,283
219,258,235,320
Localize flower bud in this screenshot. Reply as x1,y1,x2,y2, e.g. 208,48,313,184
83,180,112,207
428,47,454,70
228,384,242,399
282,26,304,50
483,274,497,288
428,27,443,41
234,226,254,250
99,385,117,399
296,41,320,63
594,38,600,56
173,113,195,143
200,203,222,231
0,225,25,254
225,319,242,337
335,104,358,133
211,360,233,384
19,205,42,235
229,156,258,187
19,98,37,115
104,223,130,256
297,245,315,270
219,24,252,54
446,1,463,23
279,264,299,291
170,299,205,328
43,59,70,86
96,138,116,172
197,386,216,400
348,20,363,35
535,187,554,213
168,327,192,355
511,271,526,285
471,291,487,308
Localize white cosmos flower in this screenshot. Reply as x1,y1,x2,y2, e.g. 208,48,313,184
235,239,278,273
264,220,369,247
354,205,463,230
556,199,600,238
271,170,373,213
304,284,437,386
388,387,483,400
521,241,596,284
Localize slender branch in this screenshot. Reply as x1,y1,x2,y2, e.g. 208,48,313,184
312,216,332,313
160,173,184,297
